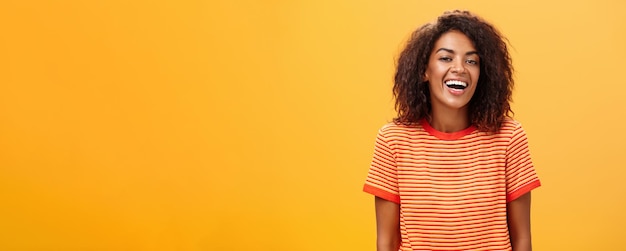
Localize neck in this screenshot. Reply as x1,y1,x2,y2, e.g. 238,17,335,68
428,106,470,133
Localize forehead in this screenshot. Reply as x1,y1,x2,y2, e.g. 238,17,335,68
432,30,477,52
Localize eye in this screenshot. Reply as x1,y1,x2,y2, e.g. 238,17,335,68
439,56,452,62
466,59,479,65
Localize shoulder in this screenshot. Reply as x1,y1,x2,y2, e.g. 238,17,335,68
498,117,524,135
498,118,532,149
501,117,522,129
379,122,409,132
374,122,426,148
377,122,423,137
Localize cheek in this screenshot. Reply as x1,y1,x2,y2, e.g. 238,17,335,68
427,66,446,80
472,68,480,83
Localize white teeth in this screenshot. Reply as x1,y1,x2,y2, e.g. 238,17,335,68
445,80,467,87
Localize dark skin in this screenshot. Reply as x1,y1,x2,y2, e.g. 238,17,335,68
374,197,400,251
374,193,532,251
507,192,533,251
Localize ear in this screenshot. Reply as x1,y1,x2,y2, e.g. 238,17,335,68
423,72,429,82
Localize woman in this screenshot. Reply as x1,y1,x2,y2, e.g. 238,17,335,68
363,10,541,251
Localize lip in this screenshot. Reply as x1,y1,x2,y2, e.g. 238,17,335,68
445,84,466,96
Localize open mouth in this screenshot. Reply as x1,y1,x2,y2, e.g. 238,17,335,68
445,80,468,90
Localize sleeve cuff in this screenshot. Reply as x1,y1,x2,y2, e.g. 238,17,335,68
363,184,400,204
506,179,541,202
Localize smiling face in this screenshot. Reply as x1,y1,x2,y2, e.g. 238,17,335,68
424,30,480,115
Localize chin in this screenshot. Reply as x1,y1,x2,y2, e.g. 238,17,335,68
443,100,471,109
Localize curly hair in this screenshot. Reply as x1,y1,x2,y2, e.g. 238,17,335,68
393,10,514,132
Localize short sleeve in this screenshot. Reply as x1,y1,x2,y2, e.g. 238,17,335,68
363,127,400,204
505,123,541,202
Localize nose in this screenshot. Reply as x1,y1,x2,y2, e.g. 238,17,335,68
450,61,465,74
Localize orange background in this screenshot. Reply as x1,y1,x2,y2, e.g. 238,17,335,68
1,1,625,250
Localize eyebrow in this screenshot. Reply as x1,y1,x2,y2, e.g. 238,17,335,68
436,48,478,56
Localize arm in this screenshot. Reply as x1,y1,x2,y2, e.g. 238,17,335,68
375,196,400,251
507,192,532,251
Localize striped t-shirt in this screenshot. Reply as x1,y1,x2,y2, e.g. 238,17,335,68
363,118,541,251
